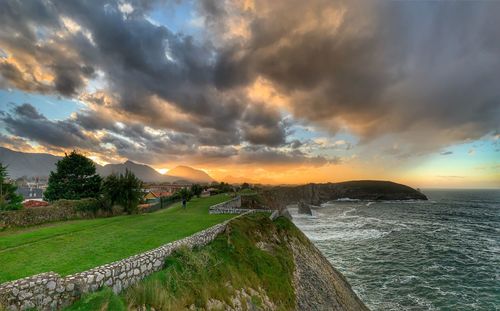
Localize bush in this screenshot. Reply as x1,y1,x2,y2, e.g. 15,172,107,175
74,198,102,213
51,198,110,215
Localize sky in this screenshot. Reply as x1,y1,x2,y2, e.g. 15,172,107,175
0,0,499,188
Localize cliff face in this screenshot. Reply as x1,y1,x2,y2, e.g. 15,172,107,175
64,214,369,311
289,221,369,311
259,180,427,210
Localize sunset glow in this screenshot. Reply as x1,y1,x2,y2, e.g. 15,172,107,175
1,0,499,188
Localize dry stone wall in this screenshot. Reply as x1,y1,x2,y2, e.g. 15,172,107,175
208,196,241,212
0,221,228,310
208,196,272,214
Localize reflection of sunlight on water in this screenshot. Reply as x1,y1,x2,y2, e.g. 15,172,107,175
289,191,500,311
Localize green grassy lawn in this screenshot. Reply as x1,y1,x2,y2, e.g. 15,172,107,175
0,194,233,283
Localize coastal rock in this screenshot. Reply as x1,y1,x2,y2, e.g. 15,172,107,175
297,201,313,215
279,208,292,220
259,180,427,210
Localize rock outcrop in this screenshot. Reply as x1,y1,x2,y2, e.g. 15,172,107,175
297,201,313,215
259,180,427,210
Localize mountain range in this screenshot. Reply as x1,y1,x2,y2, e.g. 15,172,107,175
0,147,214,183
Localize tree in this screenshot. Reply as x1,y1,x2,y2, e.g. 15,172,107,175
190,184,203,197
117,169,143,214
102,173,121,209
0,163,23,210
177,188,193,201
44,151,102,202
217,182,232,193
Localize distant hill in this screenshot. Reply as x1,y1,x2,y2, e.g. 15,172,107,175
0,147,60,178
0,147,215,183
97,160,170,182
167,165,214,183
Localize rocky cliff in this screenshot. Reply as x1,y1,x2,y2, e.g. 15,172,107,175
259,180,427,210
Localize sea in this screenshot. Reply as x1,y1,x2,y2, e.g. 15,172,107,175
290,189,500,311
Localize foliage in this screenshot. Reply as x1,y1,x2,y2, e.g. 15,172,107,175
101,170,143,214
0,195,232,283
63,214,297,311
238,188,258,195
50,198,103,214
44,151,102,202
66,287,125,311
190,184,203,197
75,198,106,214
119,170,143,214
0,163,23,211
208,181,233,194
176,188,192,201
101,173,121,209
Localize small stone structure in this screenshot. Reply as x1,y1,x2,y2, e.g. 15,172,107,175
0,218,227,310
208,196,242,213
209,196,273,214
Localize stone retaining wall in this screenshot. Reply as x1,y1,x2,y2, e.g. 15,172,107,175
209,207,273,214
208,196,241,212
0,220,228,310
209,196,273,214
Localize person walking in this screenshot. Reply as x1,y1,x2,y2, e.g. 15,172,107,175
182,196,187,209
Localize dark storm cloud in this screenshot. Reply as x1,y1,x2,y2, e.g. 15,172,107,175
14,103,44,120
204,0,500,150
1,104,101,149
0,0,286,148
241,103,286,146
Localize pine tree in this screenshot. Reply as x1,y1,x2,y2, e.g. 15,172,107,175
44,151,102,202
0,163,23,210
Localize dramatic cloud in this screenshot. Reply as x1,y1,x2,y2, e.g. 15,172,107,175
2,103,101,150
204,0,500,151
0,0,287,150
0,0,499,181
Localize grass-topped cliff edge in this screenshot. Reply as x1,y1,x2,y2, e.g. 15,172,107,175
65,213,369,311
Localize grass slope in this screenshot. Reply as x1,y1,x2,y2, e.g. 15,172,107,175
0,195,233,283
65,214,297,311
